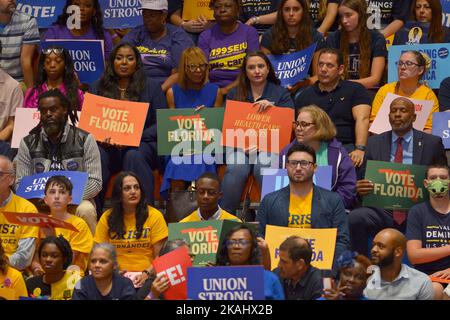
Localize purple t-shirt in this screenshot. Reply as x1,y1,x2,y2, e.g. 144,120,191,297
122,24,194,85
198,22,260,88
43,24,113,60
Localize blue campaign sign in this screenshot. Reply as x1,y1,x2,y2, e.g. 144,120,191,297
16,171,88,205
260,166,332,200
442,0,450,27
388,43,450,89
42,40,105,86
100,0,143,29
268,43,317,87
432,112,450,149
16,0,64,28
187,266,265,300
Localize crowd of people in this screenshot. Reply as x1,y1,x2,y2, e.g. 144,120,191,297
0,0,450,300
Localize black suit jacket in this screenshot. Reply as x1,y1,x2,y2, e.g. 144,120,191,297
358,129,447,179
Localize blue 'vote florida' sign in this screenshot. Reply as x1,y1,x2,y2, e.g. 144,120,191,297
42,40,105,86
16,0,64,29
268,43,317,87
432,112,450,149
100,0,143,29
187,266,265,300
16,171,88,205
260,166,332,200
388,43,450,89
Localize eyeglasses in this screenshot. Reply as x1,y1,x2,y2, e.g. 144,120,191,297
187,63,208,72
293,121,315,129
396,60,421,68
286,159,315,169
42,48,64,56
195,188,219,196
226,239,251,248
0,171,13,177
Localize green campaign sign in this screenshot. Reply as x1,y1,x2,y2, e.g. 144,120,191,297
168,220,257,266
362,160,428,210
156,108,224,156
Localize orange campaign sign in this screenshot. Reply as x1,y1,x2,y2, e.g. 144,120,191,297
78,93,149,147
182,0,214,21
2,212,79,232
221,100,295,153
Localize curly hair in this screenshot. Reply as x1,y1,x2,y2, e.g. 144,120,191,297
107,171,149,240
54,0,105,39
38,235,73,270
96,43,146,101
411,0,445,43
270,0,313,54
339,0,372,79
216,225,261,266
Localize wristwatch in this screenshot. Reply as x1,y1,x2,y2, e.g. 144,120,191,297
355,145,366,151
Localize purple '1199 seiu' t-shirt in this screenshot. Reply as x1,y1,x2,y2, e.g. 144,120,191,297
198,22,260,88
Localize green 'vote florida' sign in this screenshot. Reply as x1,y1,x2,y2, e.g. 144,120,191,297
362,160,428,210
156,108,224,156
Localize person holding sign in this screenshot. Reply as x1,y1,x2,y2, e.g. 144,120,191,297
324,0,387,89
94,172,168,288
406,164,450,300
0,155,39,271
91,42,167,209
161,47,222,196
261,0,325,93
72,243,136,300
281,105,357,209
0,242,28,300
257,143,349,275
30,176,93,276
23,46,84,111
216,225,285,299
349,97,446,257
370,50,439,133
44,0,113,61
26,236,81,300
197,0,259,95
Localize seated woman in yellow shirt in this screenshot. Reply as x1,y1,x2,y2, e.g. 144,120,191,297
0,242,28,300
94,172,168,288
370,50,439,133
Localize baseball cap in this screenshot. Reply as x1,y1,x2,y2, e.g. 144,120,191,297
141,0,168,11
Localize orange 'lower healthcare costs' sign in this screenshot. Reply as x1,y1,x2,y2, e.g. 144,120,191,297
3,212,78,232
265,225,337,270
221,100,294,153
78,93,149,147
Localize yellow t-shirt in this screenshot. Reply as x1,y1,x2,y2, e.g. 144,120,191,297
51,270,81,300
0,194,39,258
0,266,28,299
288,190,313,228
94,206,168,271
180,209,242,222
370,82,439,130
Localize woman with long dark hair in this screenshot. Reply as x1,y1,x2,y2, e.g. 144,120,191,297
94,171,168,287
23,46,83,111
91,42,167,210
44,0,113,60
220,51,293,216
325,0,386,89
0,243,28,300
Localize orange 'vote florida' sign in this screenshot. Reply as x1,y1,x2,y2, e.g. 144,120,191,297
2,212,79,232
221,100,294,153
78,93,149,147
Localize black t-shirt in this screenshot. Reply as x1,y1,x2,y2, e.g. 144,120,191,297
309,0,339,31
26,276,51,298
261,27,325,53
406,201,450,275
366,0,412,30
239,0,281,34
325,29,387,80
273,266,323,300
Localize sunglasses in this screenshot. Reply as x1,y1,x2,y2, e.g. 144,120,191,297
42,48,64,56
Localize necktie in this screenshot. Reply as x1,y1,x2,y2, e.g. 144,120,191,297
393,137,406,225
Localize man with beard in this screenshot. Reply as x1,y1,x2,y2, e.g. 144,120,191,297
365,228,434,300
15,89,101,235
349,97,447,257
257,143,349,275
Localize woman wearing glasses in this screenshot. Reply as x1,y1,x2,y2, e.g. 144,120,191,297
281,105,356,210
23,46,84,111
161,47,222,197
216,225,285,300
370,50,439,133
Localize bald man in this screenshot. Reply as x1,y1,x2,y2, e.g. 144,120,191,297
365,228,434,300
349,97,447,256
